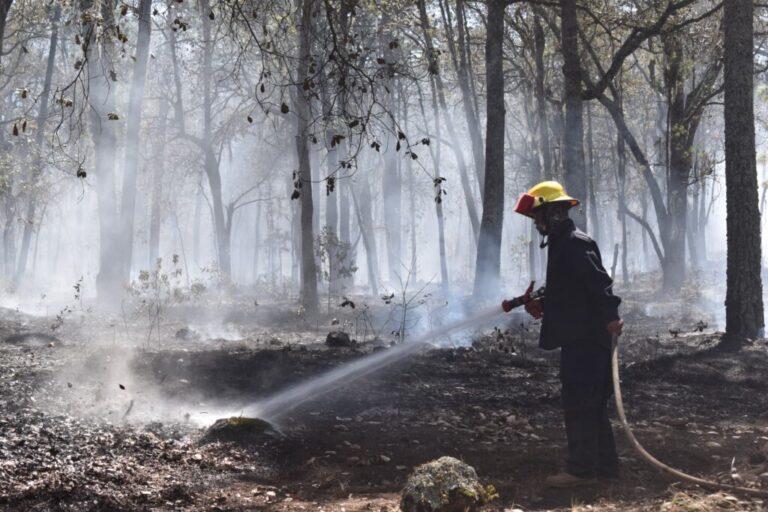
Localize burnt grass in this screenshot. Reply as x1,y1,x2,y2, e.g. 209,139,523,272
2,305,768,510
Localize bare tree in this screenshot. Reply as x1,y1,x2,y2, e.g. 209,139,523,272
119,0,153,281
722,0,764,346
473,0,505,297
295,0,319,316
14,4,60,290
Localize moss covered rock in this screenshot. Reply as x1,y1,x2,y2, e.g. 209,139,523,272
200,417,283,446
400,456,495,512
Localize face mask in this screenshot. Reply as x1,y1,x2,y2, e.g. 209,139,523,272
533,205,568,240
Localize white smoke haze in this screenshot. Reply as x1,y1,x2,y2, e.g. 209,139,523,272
0,0,759,435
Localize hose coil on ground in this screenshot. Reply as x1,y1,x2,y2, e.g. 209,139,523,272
611,334,768,497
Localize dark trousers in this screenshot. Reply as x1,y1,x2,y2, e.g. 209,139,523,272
560,343,619,478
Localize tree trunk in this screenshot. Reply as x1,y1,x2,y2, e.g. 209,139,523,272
640,185,649,265
329,0,355,292
687,157,701,270
401,88,417,280
560,0,587,228
473,0,505,297
723,0,764,344
14,4,60,290
697,173,708,264
295,0,319,316
660,34,689,291
417,0,480,241
83,0,122,301
318,67,339,293
192,184,202,265
339,166,353,289
30,204,46,284
118,0,152,281
325,128,339,293
533,13,552,178
617,129,628,285
148,100,169,268
0,0,13,59
199,0,231,278
586,103,601,245
290,175,300,290
253,201,262,282
442,0,485,194
406,157,417,279
378,15,402,284
423,74,450,292
352,175,379,297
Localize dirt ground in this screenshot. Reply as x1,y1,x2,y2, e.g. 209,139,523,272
1,286,768,511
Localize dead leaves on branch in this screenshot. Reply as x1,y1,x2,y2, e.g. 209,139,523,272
330,134,345,148
290,170,301,200
10,120,28,137
433,176,446,204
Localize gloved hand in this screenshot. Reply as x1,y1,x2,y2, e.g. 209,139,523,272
607,319,624,336
525,299,543,319
502,282,543,319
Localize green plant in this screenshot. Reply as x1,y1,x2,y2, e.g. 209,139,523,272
315,226,358,314
127,255,197,347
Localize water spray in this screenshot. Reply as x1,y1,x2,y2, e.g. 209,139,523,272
243,306,501,421
240,288,544,422
214,287,768,496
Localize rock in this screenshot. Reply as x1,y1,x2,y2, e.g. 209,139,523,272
400,456,495,512
174,328,197,341
326,331,353,348
199,417,284,446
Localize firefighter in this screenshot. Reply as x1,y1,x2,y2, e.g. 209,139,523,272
503,180,623,488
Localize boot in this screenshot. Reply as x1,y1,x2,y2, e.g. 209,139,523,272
545,472,597,488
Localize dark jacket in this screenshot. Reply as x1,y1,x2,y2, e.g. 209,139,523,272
539,219,621,351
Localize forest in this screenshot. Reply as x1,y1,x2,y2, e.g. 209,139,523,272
0,0,766,510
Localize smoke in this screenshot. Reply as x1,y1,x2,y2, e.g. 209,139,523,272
8,0,768,437
35,342,246,428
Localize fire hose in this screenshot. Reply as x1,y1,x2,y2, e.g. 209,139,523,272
510,282,768,497
510,285,767,496
248,284,766,497
609,333,768,497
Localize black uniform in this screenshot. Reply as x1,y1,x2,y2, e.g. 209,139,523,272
540,218,621,479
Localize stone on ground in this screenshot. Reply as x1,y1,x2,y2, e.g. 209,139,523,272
174,327,198,341
400,456,495,512
200,417,283,446
326,331,353,347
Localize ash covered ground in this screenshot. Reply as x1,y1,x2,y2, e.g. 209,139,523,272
1,277,768,511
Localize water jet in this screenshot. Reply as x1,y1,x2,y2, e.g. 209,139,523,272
237,304,515,424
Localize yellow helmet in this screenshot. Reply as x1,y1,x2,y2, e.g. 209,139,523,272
514,180,579,218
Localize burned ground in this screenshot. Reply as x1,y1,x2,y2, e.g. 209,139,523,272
1,295,768,511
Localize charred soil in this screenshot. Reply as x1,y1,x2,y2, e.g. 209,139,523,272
1,303,767,511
